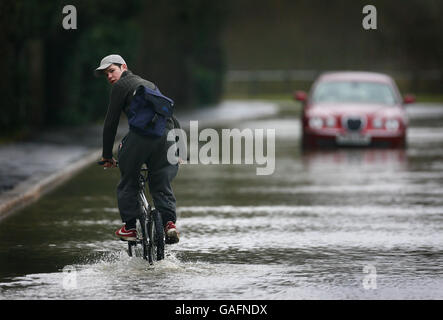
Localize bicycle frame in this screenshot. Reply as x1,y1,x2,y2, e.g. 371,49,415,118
99,161,165,264
127,167,165,264
138,169,150,214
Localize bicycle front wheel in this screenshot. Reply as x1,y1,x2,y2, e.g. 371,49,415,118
147,209,165,264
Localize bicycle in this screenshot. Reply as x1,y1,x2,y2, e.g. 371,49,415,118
98,161,165,264
129,165,165,264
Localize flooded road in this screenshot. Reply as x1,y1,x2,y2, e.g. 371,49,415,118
0,102,442,299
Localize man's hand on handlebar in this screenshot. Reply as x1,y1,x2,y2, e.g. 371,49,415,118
98,157,118,169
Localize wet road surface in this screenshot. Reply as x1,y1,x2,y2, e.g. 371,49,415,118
0,102,442,299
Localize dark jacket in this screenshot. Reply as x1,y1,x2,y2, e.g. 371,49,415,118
102,70,179,159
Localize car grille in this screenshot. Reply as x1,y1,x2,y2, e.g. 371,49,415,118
345,117,363,131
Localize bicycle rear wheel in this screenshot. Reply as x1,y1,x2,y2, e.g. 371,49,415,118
140,211,149,260
147,209,165,264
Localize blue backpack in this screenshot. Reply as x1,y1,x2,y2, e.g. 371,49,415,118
128,85,174,137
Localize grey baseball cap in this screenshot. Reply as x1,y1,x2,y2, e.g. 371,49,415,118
94,54,126,76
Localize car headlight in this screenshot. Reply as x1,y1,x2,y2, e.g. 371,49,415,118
372,118,383,129
385,119,400,130
309,117,323,129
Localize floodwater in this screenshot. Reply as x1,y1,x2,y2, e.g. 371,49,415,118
0,102,442,300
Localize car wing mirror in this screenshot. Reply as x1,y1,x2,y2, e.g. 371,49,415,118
294,90,307,102
403,94,416,104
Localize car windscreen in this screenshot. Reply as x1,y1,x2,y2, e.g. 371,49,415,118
312,81,398,105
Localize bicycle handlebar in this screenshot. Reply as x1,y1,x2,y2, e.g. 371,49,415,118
97,160,148,172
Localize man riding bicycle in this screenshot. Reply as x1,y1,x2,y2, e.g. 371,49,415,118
95,54,180,244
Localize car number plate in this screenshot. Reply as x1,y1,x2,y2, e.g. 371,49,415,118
336,134,371,146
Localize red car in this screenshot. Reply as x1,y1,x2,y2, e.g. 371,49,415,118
294,71,415,148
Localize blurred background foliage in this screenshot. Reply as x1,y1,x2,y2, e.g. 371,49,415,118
0,0,442,139
223,0,443,97
0,0,228,139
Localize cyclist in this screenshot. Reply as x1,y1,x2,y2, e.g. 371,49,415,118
95,54,180,244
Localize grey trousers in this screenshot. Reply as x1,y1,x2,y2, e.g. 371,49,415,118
116,128,179,227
